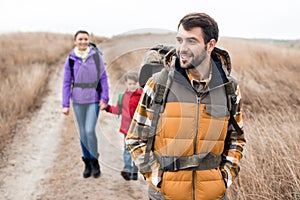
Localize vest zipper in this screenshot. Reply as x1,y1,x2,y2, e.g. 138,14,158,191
194,95,201,153
192,171,196,200
192,95,201,200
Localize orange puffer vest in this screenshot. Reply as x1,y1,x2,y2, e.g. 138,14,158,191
151,58,230,200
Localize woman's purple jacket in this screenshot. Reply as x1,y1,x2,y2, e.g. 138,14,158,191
62,48,109,108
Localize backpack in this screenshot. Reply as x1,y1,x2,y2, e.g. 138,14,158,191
138,44,175,88
139,44,244,165
69,41,102,93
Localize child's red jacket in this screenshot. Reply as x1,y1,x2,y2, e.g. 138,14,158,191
106,88,143,135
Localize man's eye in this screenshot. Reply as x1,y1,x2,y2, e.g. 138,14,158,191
188,39,196,44
176,38,183,44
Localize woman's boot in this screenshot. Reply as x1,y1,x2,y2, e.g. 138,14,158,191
90,158,101,178
82,157,91,178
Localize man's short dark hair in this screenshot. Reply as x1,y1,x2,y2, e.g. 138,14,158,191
178,13,219,44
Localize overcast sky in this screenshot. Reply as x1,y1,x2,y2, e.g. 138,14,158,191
1,0,299,40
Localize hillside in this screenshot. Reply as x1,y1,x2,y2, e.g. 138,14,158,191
0,32,299,199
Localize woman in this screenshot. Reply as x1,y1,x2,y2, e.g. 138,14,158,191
62,30,109,178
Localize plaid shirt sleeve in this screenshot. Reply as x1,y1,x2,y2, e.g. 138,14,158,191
220,83,246,188
125,78,162,185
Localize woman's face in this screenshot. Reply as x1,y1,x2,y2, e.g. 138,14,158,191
74,33,89,51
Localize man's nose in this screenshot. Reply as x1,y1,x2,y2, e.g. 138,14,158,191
178,41,189,52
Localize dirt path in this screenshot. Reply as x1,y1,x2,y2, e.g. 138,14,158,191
0,63,148,200
0,66,64,200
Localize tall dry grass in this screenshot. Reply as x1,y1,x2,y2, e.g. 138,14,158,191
218,38,300,199
0,32,74,152
0,64,48,128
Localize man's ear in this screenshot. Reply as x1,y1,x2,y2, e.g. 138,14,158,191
207,39,216,52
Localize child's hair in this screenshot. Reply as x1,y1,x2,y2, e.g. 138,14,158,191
124,72,138,83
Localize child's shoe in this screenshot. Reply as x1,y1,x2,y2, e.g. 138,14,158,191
121,171,131,181
131,172,138,180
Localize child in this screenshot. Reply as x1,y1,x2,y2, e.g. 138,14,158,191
105,72,142,181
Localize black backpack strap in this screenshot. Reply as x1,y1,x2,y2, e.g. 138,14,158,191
224,80,244,136
213,54,243,137
68,57,75,87
229,110,244,136
90,44,102,93
93,52,100,79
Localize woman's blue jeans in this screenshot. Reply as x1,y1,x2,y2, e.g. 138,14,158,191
73,102,99,159
123,135,138,173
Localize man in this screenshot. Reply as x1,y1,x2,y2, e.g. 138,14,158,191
126,12,245,200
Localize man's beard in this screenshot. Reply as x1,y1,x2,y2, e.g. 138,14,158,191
177,48,207,69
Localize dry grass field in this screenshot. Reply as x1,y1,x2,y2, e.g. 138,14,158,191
217,39,300,199
0,32,299,199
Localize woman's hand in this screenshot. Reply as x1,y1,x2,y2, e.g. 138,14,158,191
99,100,108,110
63,107,70,115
